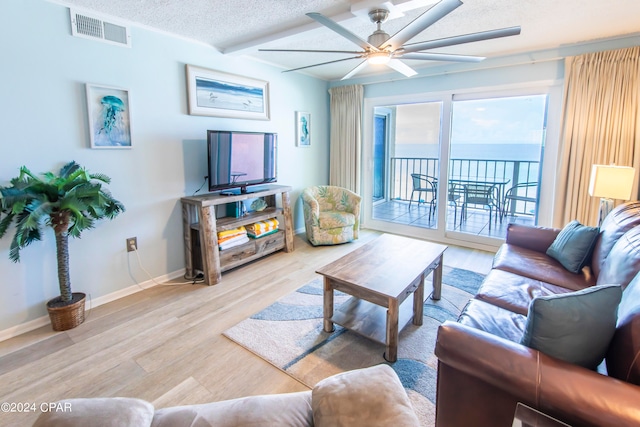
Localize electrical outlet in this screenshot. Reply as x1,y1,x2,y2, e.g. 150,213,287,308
126,237,137,252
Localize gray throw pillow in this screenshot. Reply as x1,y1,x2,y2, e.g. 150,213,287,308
546,220,600,273
312,364,420,427
521,284,622,369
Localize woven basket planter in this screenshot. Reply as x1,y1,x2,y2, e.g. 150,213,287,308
46,292,86,331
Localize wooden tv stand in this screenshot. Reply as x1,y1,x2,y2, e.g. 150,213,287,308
181,185,294,285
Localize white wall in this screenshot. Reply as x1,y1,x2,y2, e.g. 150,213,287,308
0,0,330,335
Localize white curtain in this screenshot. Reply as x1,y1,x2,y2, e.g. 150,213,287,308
554,46,640,227
328,85,364,193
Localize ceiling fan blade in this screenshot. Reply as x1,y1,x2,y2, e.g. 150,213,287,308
386,59,418,77
283,56,363,73
402,26,521,53
383,0,462,50
341,60,369,80
307,13,378,51
400,52,485,62
260,48,364,54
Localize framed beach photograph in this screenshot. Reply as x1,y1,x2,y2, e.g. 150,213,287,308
86,84,132,149
186,65,270,120
296,111,310,147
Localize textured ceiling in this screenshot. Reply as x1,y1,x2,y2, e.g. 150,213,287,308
56,0,640,81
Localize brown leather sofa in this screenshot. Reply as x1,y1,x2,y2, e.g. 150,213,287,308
435,201,640,427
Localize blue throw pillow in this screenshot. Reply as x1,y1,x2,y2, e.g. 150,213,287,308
521,284,622,369
546,220,600,273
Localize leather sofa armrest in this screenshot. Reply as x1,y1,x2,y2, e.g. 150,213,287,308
538,354,640,426
435,322,539,399
505,223,561,253
435,321,640,427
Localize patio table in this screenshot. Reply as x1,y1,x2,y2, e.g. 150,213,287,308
448,177,511,216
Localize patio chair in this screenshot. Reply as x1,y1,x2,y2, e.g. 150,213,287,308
409,174,437,218
461,183,501,228
446,183,464,226
502,181,538,218
410,174,462,225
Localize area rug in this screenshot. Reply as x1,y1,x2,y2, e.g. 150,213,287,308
223,266,484,426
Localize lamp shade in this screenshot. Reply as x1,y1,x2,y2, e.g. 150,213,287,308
588,165,636,200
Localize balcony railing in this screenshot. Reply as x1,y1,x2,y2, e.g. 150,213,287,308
387,157,540,217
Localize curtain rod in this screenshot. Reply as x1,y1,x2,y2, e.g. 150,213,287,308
347,55,566,87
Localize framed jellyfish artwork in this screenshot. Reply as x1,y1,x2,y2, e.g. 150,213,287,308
86,84,132,149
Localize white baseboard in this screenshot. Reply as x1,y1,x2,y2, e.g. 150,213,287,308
0,317,52,343
0,268,187,343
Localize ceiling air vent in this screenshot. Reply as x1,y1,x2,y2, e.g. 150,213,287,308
70,9,131,47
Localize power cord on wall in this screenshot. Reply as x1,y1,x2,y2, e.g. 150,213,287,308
192,176,208,196
82,247,202,324
130,245,204,288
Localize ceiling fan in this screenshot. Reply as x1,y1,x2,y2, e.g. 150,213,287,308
260,0,521,80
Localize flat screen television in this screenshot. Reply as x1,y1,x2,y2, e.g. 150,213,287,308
207,130,277,194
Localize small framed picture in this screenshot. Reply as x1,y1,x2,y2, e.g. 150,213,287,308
296,111,310,147
86,84,132,149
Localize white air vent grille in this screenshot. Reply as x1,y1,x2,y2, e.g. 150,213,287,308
70,9,131,47
75,13,103,38
103,22,128,45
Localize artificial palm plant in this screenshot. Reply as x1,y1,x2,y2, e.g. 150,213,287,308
0,161,124,329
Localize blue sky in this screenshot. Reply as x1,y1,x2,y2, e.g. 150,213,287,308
451,95,548,145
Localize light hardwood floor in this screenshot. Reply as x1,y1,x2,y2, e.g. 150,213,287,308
0,230,494,426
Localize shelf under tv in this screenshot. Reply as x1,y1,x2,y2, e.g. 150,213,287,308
180,185,294,285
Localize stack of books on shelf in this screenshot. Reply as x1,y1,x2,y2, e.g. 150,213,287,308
217,226,249,251
246,218,279,239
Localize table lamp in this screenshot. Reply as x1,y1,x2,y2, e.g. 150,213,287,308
588,164,636,226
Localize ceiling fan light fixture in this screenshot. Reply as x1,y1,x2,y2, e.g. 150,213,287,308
368,52,390,65
290,2,521,80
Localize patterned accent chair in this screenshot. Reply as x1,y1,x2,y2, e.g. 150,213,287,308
302,186,362,246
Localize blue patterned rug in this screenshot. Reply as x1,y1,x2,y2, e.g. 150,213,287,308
223,266,484,426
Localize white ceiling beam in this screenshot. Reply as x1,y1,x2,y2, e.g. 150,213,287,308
223,0,437,56
223,11,355,56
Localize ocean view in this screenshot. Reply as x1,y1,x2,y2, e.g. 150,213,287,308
394,143,543,162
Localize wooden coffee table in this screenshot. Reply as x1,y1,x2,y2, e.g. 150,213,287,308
316,233,447,362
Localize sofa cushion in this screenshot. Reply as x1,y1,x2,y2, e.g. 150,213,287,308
318,211,355,229
607,272,640,385
33,397,154,427
591,201,640,277
312,364,420,427
493,244,596,290
521,284,622,369
596,226,640,289
546,220,600,274
475,269,575,316
504,223,561,253
152,391,313,427
458,299,527,342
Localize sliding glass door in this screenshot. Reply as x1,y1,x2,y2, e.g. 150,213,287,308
363,86,559,248
372,102,443,228
447,94,547,237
